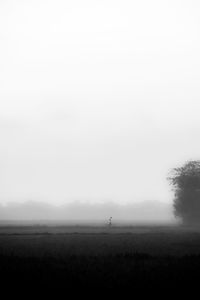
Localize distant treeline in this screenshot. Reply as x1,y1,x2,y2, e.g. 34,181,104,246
0,200,173,222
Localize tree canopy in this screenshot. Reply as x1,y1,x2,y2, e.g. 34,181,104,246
168,160,200,225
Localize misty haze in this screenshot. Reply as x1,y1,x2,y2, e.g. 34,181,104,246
1,0,200,296
0,200,173,224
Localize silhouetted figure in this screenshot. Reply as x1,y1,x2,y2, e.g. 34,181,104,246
108,217,112,227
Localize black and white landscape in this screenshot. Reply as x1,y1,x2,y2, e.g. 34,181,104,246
0,0,200,295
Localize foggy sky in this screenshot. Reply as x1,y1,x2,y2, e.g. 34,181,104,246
0,0,200,206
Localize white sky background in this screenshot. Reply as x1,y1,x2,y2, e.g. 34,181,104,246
0,0,200,205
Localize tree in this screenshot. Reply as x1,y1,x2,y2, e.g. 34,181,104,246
168,160,200,225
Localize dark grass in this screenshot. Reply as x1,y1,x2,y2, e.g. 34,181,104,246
1,225,200,295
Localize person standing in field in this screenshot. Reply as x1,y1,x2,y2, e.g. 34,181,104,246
108,217,112,227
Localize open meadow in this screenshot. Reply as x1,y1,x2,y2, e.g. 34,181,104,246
1,224,200,294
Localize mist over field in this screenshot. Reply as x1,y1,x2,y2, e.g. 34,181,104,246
1,0,200,212
0,200,173,223
1,0,200,295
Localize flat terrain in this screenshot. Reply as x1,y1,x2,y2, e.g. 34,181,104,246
1,225,200,294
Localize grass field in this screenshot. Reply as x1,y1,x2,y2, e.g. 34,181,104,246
1,224,200,294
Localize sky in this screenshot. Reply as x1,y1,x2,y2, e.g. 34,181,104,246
0,0,200,207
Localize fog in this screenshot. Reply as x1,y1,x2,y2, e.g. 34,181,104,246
0,1,200,213
0,201,173,223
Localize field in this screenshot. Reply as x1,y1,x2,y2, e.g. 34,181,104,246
1,224,200,295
